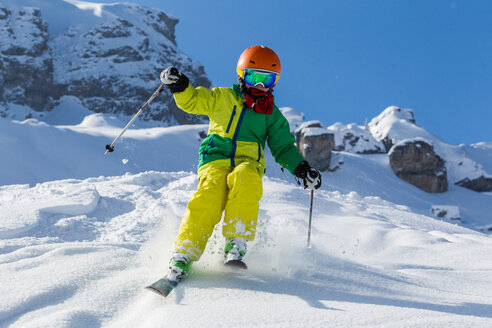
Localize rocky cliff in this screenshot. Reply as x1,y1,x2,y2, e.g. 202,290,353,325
289,106,492,193
0,0,211,125
389,139,448,193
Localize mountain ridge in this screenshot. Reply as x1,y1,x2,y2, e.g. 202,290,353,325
0,0,211,125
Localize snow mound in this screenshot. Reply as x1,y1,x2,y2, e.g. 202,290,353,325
431,205,461,221
0,181,98,238
462,142,492,174
327,122,385,154
368,105,417,143
39,96,93,126
64,0,107,17
78,113,118,128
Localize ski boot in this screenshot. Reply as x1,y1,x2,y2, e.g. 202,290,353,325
224,237,248,269
166,253,192,282
146,253,192,297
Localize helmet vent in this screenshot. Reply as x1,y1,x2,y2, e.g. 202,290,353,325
250,60,256,64
272,64,276,66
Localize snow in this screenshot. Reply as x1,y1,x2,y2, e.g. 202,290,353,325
388,137,436,156
1,109,492,327
327,122,385,153
0,114,206,186
2,0,105,36
64,0,106,17
431,205,461,221
296,121,329,138
462,142,492,174
0,182,99,239
279,107,304,133
1,170,492,327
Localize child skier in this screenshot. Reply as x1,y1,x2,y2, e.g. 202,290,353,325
160,45,321,282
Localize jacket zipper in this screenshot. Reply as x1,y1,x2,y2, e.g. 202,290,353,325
226,105,236,134
230,104,247,167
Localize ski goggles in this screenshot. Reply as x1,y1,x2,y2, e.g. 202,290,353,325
241,69,280,89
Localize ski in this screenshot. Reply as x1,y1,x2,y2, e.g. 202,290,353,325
145,277,179,297
224,259,248,269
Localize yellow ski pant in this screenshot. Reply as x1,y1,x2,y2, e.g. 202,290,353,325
173,160,263,261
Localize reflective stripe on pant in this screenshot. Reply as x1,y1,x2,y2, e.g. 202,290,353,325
173,160,263,261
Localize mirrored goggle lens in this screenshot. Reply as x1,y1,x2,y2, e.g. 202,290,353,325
243,69,278,88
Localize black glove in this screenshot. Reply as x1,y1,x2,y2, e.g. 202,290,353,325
294,160,322,190
160,67,189,93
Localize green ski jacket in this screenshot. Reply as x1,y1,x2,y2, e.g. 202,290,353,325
173,84,304,175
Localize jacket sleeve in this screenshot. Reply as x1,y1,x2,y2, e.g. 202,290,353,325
173,84,220,116
266,106,305,175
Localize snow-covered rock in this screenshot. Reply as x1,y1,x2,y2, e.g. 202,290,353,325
369,106,492,192
455,175,492,192
0,0,211,125
295,121,334,171
368,106,418,151
287,115,385,155
431,205,461,221
327,122,385,154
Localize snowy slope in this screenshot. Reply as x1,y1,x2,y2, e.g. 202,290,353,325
0,114,206,185
2,110,491,231
1,171,492,327
1,109,492,327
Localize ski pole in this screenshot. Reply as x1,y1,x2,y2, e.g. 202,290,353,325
105,82,166,155
307,189,314,248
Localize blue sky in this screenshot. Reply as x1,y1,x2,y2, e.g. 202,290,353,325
102,0,491,144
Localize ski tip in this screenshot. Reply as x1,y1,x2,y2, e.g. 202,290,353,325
146,285,172,297
224,260,248,270
146,278,178,297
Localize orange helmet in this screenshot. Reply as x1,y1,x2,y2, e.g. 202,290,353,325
236,45,281,79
